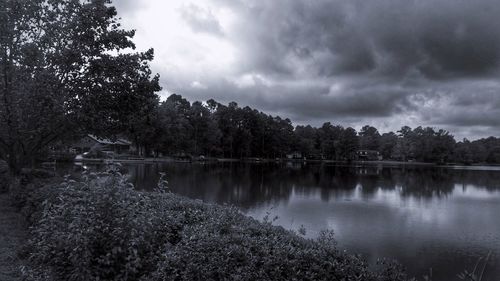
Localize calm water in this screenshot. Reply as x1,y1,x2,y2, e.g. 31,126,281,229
67,162,500,280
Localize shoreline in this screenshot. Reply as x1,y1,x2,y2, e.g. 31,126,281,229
71,157,500,167
74,158,434,165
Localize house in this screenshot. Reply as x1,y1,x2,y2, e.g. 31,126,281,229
286,151,303,159
356,150,382,161
71,135,132,154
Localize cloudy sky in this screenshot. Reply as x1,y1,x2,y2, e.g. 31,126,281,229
114,0,500,140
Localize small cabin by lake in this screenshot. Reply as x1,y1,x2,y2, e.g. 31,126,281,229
356,150,382,161
71,135,132,154
286,151,303,159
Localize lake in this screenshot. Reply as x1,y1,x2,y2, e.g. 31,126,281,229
67,162,500,280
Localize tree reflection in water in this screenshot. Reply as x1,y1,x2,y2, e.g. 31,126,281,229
98,162,500,208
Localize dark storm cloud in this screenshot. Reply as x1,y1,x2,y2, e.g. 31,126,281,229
226,0,500,79
208,0,500,138
165,75,415,122
441,112,500,127
421,82,500,128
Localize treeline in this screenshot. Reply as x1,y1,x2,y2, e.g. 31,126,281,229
129,94,500,164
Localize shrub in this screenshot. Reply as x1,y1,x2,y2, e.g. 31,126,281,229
22,167,411,281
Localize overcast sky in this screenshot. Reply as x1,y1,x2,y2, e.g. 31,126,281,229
114,0,500,140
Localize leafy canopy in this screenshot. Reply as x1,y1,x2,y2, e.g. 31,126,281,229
0,0,160,171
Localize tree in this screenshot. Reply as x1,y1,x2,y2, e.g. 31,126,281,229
338,127,359,160
0,0,160,173
453,139,473,164
214,102,240,158
359,125,381,151
317,123,343,160
429,129,455,163
157,95,193,155
392,126,413,161
187,101,221,156
293,125,318,157
379,132,398,160
127,100,163,157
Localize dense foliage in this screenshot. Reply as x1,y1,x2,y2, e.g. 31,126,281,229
131,94,500,164
0,0,160,172
20,169,410,281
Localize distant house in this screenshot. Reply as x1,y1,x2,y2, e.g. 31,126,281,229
286,151,303,159
71,135,131,154
356,150,382,161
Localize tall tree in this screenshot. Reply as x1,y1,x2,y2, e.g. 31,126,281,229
157,95,192,155
0,0,160,172
379,132,398,159
338,127,359,161
187,101,221,156
318,123,343,160
392,126,413,161
359,125,381,151
293,125,318,157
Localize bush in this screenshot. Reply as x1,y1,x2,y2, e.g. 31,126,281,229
22,167,411,281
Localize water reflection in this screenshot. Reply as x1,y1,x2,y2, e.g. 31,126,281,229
60,162,500,280
121,163,500,205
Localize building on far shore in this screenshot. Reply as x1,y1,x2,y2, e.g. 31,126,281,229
71,135,132,154
286,151,303,159
356,150,383,161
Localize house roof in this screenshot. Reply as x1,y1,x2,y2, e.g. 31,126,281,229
88,135,132,146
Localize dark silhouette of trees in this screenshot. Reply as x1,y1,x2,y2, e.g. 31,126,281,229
0,0,160,172
293,125,317,157
128,93,500,165
134,95,366,161
338,127,359,160
156,94,193,155
359,125,381,150
379,132,398,159
455,137,500,164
